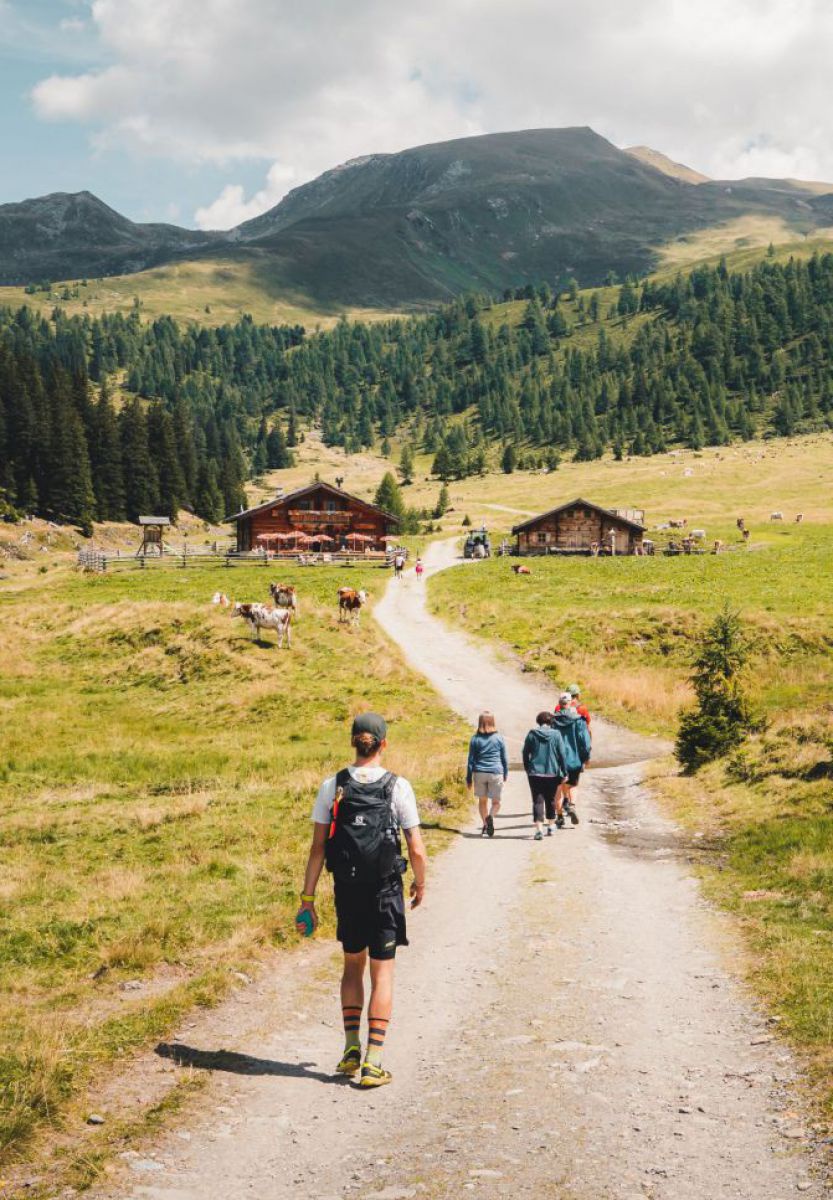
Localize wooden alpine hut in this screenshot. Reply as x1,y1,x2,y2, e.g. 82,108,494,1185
512,498,645,556
227,481,400,554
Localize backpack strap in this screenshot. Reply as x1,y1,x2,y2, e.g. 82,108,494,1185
329,767,352,839
381,771,398,826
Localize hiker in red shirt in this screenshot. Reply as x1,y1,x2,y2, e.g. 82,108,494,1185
555,683,591,734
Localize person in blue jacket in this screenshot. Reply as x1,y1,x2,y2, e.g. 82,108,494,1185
551,693,591,826
466,711,509,838
522,712,567,840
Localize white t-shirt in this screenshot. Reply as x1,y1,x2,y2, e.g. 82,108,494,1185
311,766,420,829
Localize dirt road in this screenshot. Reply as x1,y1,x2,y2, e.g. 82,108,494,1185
98,541,825,1200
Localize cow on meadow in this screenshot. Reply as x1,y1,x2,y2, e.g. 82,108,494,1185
512,564,532,575
770,511,784,521
232,602,292,648
269,582,299,617
338,587,368,626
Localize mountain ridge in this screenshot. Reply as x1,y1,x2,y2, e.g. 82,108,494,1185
1,127,832,303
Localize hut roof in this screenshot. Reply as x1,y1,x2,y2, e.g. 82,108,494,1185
137,515,171,526
225,481,400,526
512,497,646,535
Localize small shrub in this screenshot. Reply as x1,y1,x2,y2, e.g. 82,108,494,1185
676,606,759,774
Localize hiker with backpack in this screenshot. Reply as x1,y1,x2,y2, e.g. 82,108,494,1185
552,692,592,826
296,713,426,1088
522,711,567,839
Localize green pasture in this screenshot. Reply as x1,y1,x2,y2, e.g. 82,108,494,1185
430,523,833,1110
0,561,467,1164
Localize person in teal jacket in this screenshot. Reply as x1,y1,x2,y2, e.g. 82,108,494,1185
551,694,591,826
522,712,567,839
466,711,509,838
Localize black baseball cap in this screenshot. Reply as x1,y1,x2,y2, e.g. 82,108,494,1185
351,712,387,741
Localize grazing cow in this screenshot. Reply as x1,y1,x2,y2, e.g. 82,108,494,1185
669,518,687,529
795,513,804,524
691,528,706,541
232,602,292,648
338,587,368,625
712,540,725,554
770,511,784,521
512,563,532,575
269,582,299,617
642,538,655,556
742,528,751,543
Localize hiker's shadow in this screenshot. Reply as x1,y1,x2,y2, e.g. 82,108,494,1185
422,820,534,841
156,1043,349,1085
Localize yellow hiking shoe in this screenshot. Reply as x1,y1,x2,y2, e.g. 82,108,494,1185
358,1061,392,1088
335,1047,362,1076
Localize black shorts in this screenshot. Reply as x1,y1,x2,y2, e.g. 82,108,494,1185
527,775,559,821
334,877,408,961
566,767,583,787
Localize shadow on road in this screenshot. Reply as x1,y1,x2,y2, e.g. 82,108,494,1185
421,819,533,841
155,1043,350,1085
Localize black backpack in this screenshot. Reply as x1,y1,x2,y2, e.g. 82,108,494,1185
324,769,402,885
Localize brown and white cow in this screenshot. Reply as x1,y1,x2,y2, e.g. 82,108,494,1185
669,518,688,529
512,563,532,575
338,587,368,625
269,582,299,617
795,513,804,524
232,602,292,648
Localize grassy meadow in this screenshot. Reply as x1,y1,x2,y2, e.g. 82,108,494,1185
426,434,833,1108
0,560,468,1166
0,255,405,329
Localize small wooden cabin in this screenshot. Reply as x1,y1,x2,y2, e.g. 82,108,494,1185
227,482,400,552
512,498,645,556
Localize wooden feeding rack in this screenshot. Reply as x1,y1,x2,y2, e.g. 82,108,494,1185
137,516,171,557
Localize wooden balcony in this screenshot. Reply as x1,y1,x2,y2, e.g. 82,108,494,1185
288,509,352,526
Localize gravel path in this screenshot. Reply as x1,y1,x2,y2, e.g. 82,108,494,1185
97,541,826,1200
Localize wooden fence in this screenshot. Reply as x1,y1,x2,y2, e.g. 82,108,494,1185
77,547,405,573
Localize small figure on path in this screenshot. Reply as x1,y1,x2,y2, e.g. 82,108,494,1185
296,713,427,1088
522,711,567,840
414,557,424,580
552,693,591,826
466,711,509,838
393,551,405,580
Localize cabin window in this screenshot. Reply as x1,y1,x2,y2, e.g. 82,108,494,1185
326,499,338,512
536,531,548,544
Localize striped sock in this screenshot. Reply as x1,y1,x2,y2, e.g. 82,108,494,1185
342,1005,362,1052
365,1015,389,1067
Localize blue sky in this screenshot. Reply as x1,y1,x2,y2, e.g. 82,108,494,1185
2,0,832,230
0,0,268,222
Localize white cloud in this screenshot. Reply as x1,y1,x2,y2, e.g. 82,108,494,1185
193,163,299,229
28,0,833,228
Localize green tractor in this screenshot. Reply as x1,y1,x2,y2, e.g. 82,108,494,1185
464,527,491,559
